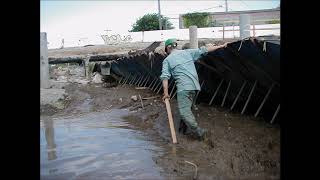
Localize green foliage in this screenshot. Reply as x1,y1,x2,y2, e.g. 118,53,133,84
266,19,280,24
182,12,211,28
130,13,174,32
211,20,238,27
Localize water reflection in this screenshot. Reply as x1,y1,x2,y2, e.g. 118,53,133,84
41,110,165,179
43,119,57,160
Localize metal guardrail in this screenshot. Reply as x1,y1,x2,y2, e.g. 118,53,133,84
219,24,280,40
220,27,280,32
215,17,280,39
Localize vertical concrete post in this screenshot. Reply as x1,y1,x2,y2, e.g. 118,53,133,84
142,31,144,42
84,56,91,79
239,14,251,39
189,25,198,49
222,24,225,40
179,15,184,29
40,32,50,88
232,24,235,38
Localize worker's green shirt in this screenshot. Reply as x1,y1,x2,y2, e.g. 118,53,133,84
160,47,208,92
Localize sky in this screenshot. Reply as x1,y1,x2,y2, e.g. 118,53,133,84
40,0,280,49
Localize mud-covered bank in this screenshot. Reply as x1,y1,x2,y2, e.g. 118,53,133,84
41,83,279,179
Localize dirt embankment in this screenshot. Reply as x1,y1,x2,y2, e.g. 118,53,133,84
41,82,280,179
47,39,235,58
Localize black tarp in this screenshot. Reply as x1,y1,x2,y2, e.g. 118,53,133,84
109,36,280,123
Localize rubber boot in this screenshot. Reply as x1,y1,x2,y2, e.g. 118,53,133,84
178,119,186,134
179,120,192,135
196,127,208,141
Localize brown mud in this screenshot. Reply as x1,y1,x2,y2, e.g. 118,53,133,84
41,83,280,180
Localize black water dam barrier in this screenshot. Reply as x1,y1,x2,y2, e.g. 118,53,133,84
49,35,280,124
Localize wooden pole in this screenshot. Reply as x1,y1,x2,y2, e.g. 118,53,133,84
164,98,177,144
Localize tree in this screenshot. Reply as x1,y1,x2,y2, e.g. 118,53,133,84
266,19,280,24
130,13,174,32
182,12,211,28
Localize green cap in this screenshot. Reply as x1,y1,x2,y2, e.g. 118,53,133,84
165,38,177,47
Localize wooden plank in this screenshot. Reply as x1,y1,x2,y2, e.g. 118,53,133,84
164,98,177,144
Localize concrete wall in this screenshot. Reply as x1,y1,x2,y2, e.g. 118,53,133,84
47,24,280,49
129,24,280,42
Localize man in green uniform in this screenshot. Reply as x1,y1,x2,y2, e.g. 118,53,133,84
160,38,226,140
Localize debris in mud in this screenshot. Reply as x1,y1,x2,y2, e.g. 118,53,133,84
92,73,103,83
41,88,68,116
129,104,150,112
106,105,113,110
185,160,198,180
70,79,89,85
50,64,88,85
40,104,59,116
138,94,144,109
102,82,117,88
131,95,138,101
41,88,67,109
142,96,160,100
57,75,67,82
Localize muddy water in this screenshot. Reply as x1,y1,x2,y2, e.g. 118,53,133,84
40,109,165,180
41,83,280,179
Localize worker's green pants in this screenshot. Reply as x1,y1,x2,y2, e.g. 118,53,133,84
177,90,198,132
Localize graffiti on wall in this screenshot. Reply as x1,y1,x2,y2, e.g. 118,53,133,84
101,34,132,45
